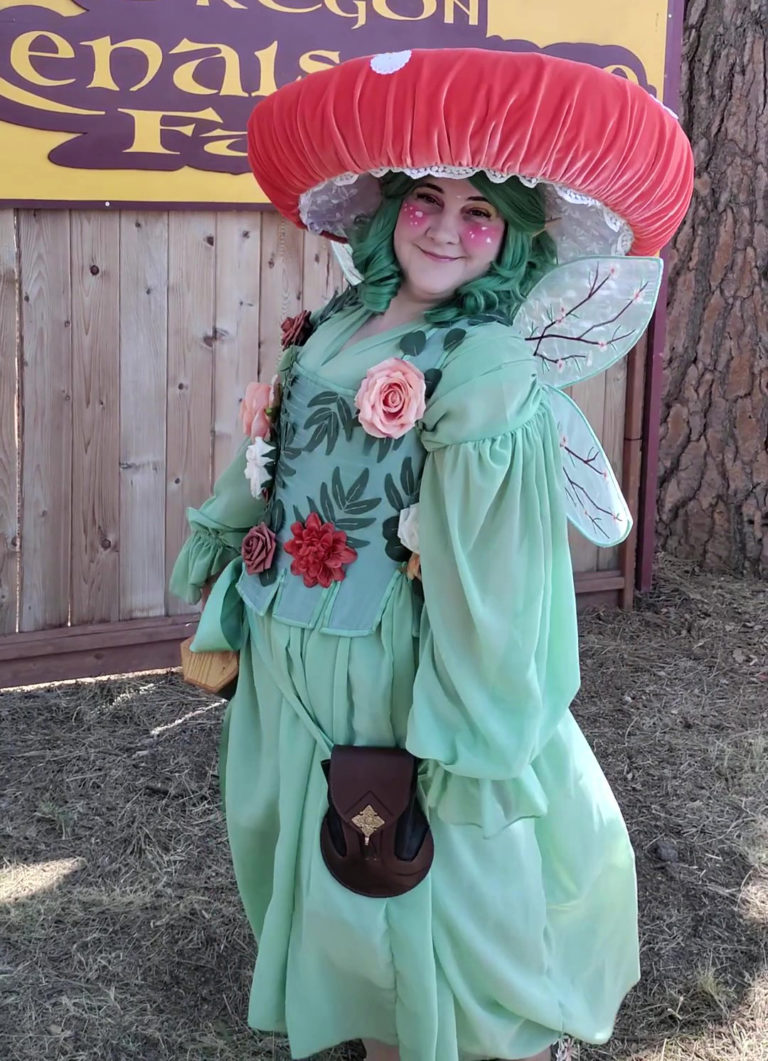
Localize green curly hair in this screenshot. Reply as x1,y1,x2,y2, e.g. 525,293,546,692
345,171,556,325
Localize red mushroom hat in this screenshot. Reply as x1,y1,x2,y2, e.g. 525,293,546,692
247,48,693,261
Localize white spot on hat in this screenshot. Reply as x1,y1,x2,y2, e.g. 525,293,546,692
650,94,679,121
370,51,412,76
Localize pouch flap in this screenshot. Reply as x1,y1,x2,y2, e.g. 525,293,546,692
328,746,415,824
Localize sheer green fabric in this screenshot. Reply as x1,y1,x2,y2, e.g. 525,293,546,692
169,438,266,606
170,310,639,1061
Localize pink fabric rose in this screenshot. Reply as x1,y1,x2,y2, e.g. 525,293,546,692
240,381,272,440
354,358,426,439
283,512,357,589
241,522,277,575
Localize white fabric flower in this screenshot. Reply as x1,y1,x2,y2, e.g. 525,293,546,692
244,437,275,498
397,503,420,554
370,51,412,76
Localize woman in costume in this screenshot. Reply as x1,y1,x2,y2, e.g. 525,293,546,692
171,49,692,1061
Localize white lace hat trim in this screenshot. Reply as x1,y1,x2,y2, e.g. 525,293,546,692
299,165,634,260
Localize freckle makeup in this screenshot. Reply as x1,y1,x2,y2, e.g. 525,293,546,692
401,202,428,229
463,218,503,246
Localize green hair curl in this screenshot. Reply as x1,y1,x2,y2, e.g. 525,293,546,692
347,171,556,325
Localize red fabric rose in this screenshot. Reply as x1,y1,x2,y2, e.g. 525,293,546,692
241,522,277,575
281,310,313,350
283,512,357,588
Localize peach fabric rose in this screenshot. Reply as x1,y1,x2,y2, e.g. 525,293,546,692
240,381,272,440
354,358,426,439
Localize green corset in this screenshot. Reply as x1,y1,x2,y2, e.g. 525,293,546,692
237,332,446,635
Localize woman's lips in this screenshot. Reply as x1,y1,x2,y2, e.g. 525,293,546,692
418,247,461,263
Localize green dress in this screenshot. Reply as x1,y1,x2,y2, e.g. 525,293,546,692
170,305,639,1061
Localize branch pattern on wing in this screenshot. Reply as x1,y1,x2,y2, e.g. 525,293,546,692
512,256,663,388
548,389,632,547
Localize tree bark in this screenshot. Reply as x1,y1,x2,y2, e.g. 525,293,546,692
659,0,768,574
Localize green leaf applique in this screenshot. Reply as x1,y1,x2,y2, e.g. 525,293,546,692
399,331,427,358
443,328,467,353
382,514,410,563
424,368,442,401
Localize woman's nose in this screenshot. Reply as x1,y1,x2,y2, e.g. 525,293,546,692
426,210,461,243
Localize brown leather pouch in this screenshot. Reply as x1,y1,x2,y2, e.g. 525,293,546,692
320,746,434,898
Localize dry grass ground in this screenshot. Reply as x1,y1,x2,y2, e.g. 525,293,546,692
1,555,766,1061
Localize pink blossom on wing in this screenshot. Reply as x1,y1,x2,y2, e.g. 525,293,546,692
354,357,426,439
240,381,272,440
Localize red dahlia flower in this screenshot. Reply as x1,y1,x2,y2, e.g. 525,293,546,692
284,512,357,588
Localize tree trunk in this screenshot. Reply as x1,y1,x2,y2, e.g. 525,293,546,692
658,0,767,574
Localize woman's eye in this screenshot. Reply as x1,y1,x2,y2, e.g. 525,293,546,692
415,191,440,206
466,208,493,220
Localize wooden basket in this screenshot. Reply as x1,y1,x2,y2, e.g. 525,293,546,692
180,637,239,694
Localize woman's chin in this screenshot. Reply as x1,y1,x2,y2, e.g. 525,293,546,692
402,278,459,305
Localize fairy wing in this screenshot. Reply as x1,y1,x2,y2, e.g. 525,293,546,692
510,255,660,545
331,242,363,285
547,387,632,547
511,255,662,387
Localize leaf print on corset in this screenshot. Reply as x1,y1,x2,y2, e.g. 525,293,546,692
274,416,301,489
293,467,382,552
383,456,420,511
303,392,356,455
361,432,407,463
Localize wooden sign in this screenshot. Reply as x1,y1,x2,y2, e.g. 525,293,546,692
0,0,683,206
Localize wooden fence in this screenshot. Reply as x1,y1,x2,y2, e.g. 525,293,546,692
0,207,643,687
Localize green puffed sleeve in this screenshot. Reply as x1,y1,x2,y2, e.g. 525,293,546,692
169,437,267,605
407,325,580,835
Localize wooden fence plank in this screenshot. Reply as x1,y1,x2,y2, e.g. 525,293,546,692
119,212,169,619
165,212,216,615
258,212,303,382
213,211,262,482
70,212,120,623
567,373,607,574
597,354,628,572
19,210,72,631
620,336,648,608
302,231,345,313
0,210,19,634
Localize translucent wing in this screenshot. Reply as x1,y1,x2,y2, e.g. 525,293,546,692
331,242,362,285
512,256,663,387
548,387,632,547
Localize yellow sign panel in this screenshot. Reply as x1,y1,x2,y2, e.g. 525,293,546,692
0,0,681,205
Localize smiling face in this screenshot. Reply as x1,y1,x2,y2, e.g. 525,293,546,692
392,177,506,304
